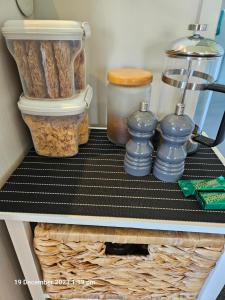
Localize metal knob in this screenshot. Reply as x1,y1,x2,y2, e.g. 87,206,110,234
140,102,148,112
188,24,208,32
175,103,185,116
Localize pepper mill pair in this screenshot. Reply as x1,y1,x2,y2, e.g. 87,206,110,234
124,102,194,182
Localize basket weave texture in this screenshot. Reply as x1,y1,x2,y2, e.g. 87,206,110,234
34,224,225,300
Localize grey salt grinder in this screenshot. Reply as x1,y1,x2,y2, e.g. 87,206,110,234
153,104,195,182
124,102,157,176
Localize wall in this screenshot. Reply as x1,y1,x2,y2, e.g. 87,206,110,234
0,0,31,299
0,0,31,188
34,0,222,125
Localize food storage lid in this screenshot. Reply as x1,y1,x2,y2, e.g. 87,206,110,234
81,22,91,39
18,85,93,116
2,20,91,40
107,68,153,87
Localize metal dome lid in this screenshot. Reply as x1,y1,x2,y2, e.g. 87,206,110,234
166,24,224,58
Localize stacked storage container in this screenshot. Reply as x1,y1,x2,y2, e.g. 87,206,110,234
2,20,92,157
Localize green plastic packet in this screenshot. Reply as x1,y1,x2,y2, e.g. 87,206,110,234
196,192,225,210
178,176,225,197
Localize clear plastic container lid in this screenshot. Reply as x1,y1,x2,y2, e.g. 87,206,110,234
2,20,91,40
18,85,93,116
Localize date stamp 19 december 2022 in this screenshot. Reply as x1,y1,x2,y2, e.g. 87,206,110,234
14,279,96,286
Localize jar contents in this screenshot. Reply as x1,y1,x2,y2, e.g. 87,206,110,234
107,113,130,146
11,39,81,99
74,49,86,91
23,114,82,157
79,112,89,144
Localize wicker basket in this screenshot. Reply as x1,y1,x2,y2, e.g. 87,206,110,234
34,224,225,300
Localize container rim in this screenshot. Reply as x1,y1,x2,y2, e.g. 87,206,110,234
18,85,93,116
2,20,90,40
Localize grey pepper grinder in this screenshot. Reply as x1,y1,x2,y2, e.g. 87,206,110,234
153,104,195,182
124,102,157,176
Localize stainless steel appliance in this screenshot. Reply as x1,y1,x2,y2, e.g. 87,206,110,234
153,24,225,182
157,24,225,154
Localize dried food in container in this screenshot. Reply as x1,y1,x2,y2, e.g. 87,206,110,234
18,86,93,158
23,114,81,157
74,49,86,92
2,20,90,99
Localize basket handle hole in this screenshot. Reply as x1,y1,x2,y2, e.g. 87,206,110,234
105,243,148,256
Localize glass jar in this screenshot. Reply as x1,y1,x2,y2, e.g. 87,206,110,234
107,68,153,146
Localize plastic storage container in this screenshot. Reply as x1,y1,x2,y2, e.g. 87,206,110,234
74,22,91,92
2,20,91,99
18,86,93,157
78,110,89,144
74,48,86,92
107,68,153,146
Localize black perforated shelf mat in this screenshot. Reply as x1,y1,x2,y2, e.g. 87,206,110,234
0,129,225,223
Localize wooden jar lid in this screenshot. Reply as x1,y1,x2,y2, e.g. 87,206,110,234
107,68,153,87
